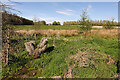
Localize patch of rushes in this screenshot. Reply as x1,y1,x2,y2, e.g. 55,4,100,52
66,48,117,78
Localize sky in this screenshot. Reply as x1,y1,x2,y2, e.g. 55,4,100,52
11,2,118,24
1,0,120,2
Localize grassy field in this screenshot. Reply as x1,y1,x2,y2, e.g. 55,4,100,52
2,25,119,79
11,25,82,30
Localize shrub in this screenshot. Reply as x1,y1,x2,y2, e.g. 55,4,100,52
52,21,61,25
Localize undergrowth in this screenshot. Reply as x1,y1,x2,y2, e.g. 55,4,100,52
2,28,119,78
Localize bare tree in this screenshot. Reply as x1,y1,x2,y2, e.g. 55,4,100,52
0,0,20,66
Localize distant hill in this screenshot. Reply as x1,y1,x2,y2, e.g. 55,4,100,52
2,11,34,25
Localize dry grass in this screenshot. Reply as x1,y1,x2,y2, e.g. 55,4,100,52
90,29,118,38
14,29,79,36
14,29,118,38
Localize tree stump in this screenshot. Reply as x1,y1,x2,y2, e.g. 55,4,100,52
24,38,48,58
24,41,35,56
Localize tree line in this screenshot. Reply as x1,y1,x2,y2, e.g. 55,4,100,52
63,20,118,26
34,21,61,25
2,11,34,26
2,10,118,27
2,11,62,26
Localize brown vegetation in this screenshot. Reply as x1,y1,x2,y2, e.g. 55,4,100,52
14,29,118,38
14,29,79,36
90,29,118,38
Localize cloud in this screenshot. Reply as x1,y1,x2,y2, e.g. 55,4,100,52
56,11,71,15
82,5,92,13
39,17,75,25
82,5,92,15
56,9,74,15
87,5,92,11
66,9,73,12
39,17,65,24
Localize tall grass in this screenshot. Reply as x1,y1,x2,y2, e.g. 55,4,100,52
14,29,79,36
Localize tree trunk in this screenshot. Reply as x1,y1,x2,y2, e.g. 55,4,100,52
6,25,10,65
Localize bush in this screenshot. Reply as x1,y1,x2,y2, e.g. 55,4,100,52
52,21,61,25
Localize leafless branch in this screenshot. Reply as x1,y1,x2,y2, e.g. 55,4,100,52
0,0,21,13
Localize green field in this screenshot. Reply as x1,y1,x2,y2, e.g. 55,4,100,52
11,25,81,30
2,25,119,79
